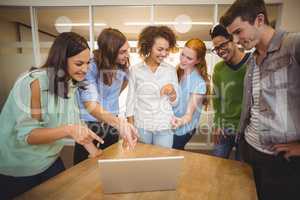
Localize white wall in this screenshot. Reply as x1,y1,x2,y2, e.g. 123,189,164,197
280,0,300,32
0,14,57,109
0,54,34,109
0,20,18,54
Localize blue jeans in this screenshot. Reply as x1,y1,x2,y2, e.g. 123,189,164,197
173,129,196,150
138,128,173,148
213,130,240,160
0,157,65,200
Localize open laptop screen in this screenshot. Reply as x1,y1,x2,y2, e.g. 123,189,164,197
98,156,184,194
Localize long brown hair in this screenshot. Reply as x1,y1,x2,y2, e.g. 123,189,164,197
41,32,89,98
94,28,128,86
177,38,211,109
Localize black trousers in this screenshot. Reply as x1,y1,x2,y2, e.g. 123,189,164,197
73,121,119,165
240,137,300,200
0,158,65,200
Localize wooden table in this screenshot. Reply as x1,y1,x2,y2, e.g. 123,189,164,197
16,143,257,200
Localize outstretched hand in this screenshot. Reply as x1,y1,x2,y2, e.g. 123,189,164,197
66,124,104,145
118,119,139,150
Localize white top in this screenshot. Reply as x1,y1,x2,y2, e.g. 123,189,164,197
245,62,274,155
126,61,178,131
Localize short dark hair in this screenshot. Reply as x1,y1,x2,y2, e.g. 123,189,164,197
138,26,177,58
42,32,89,98
209,24,232,40
220,0,269,27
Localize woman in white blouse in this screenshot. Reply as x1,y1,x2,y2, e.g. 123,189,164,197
126,26,178,148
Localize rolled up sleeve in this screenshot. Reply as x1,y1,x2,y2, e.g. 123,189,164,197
10,76,48,145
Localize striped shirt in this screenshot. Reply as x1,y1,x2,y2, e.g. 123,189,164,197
244,63,274,155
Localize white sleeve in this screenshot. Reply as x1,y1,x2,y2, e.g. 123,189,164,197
169,66,179,106
125,67,136,117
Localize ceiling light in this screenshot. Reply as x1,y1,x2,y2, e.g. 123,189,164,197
55,23,107,27
124,21,213,26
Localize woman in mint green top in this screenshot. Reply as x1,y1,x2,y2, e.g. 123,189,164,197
0,32,103,200
172,39,211,150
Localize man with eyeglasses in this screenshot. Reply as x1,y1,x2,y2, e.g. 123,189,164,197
210,24,251,160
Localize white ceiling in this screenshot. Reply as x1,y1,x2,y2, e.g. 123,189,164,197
0,4,281,41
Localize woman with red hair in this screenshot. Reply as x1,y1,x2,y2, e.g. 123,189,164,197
171,39,211,150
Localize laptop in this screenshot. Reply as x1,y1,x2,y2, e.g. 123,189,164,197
98,156,184,194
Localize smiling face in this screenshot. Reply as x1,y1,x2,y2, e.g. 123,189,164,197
115,41,130,66
180,46,199,71
67,48,90,81
149,37,170,64
212,35,235,63
227,16,260,50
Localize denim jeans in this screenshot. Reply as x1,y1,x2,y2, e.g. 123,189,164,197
173,129,196,150
0,157,65,200
138,128,173,148
213,129,240,160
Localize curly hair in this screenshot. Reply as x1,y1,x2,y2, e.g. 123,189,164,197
137,26,177,58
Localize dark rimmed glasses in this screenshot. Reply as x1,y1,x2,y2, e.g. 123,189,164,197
212,40,231,54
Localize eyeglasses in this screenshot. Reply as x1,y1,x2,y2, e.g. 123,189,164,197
212,40,231,54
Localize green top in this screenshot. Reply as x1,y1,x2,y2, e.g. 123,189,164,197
0,70,82,177
212,60,247,132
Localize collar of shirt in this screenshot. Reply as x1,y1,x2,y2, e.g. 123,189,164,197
267,29,286,53
254,29,286,56
142,61,169,71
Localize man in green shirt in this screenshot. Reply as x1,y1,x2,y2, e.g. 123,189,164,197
210,24,250,160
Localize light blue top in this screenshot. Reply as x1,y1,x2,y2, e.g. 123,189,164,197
0,70,82,177
173,69,206,136
78,60,128,121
